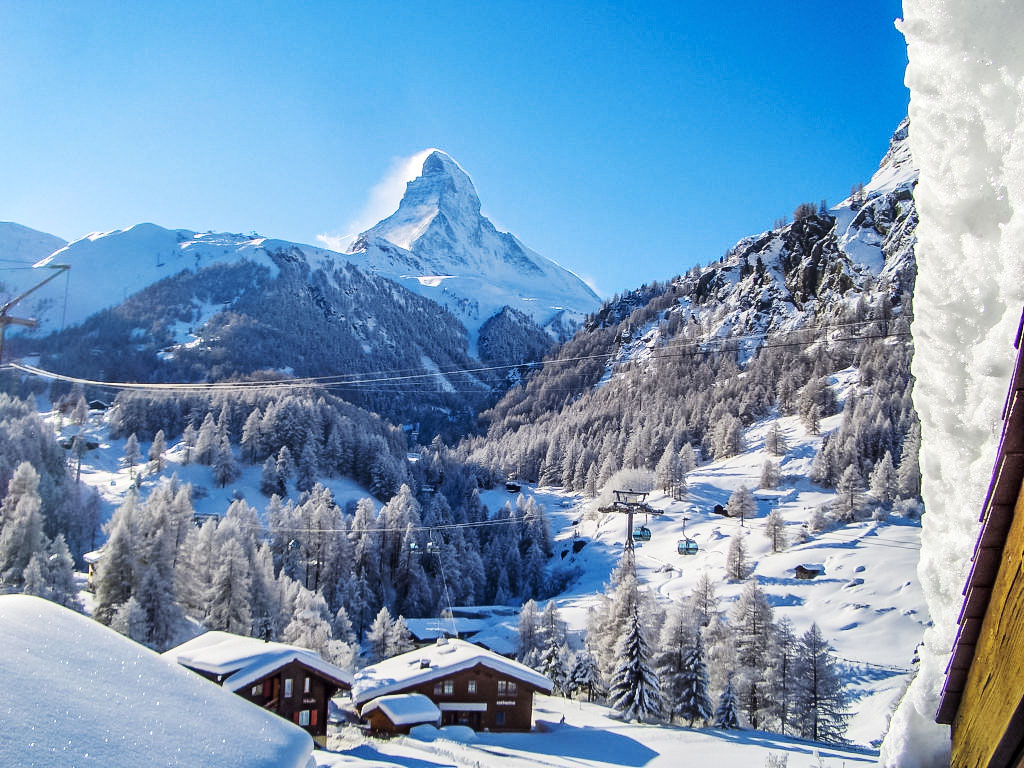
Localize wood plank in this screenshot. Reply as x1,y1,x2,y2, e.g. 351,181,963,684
953,484,1024,767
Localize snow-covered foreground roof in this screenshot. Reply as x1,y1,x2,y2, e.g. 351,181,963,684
353,638,552,705
164,630,353,692
361,694,441,726
0,595,313,768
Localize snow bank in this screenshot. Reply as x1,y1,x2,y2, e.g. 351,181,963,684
881,2,1024,765
0,595,313,768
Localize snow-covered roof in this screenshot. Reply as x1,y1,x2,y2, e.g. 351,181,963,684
353,637,552,705
403,617,487,641
361,693,441,726
0,595,313,768
83,548,104,563
163,630,352,692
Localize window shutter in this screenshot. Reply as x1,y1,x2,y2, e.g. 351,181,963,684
311,709,318,726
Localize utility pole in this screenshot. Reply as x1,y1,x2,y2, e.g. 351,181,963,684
0,263,70,363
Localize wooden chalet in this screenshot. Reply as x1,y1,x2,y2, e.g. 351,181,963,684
353,637,552,731
794,563,826,580
164,631,352,743
361,693,441,734
936,310,1024,767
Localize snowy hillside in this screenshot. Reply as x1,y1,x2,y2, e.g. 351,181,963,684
24,224,347,334
0,220,66,268
348,150,602,347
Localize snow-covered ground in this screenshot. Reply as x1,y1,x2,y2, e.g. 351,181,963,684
45,363,925,761
317,695,877,767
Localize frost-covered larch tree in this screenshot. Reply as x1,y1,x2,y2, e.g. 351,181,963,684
765,507,787,553
0,461,45,587
793,623,850,743
726,534,750,581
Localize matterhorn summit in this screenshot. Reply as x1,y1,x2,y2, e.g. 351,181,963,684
349,150,600,345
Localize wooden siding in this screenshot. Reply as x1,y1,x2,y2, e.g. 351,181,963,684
952,481,1024,768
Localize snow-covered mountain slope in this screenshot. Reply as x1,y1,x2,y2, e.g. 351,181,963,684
347,150,601,346
646,118,917,352
0,220,66,267
0,221,68,312
25,224,349,334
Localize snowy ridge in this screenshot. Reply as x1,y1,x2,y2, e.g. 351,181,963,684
648,120,917,350
18,223,347,334
348,150,601,344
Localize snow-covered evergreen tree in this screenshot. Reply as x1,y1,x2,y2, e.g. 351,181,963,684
537,639,571,695
609,606,662,723
677,632,713,726
568,648,604,702
713,676,741,729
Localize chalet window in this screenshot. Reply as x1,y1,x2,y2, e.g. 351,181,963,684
467,680,477,694
497,680,517,695
434,682,442,696
251,682,263,697
497,681,506,694
496,711,505,726
507,681,517,696
298,710,310,726
303,676,310,694
443,679,454,696
284,678,293,698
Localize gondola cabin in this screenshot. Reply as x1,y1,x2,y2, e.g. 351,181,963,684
677,538,698,555
632,526,652,542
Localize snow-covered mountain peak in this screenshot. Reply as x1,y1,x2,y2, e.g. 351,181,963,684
347,151,601,345
353,149,481,253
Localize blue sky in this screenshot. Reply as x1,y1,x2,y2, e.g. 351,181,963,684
1,1,909,297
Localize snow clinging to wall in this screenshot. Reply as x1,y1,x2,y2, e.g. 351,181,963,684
881,1,1024,766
